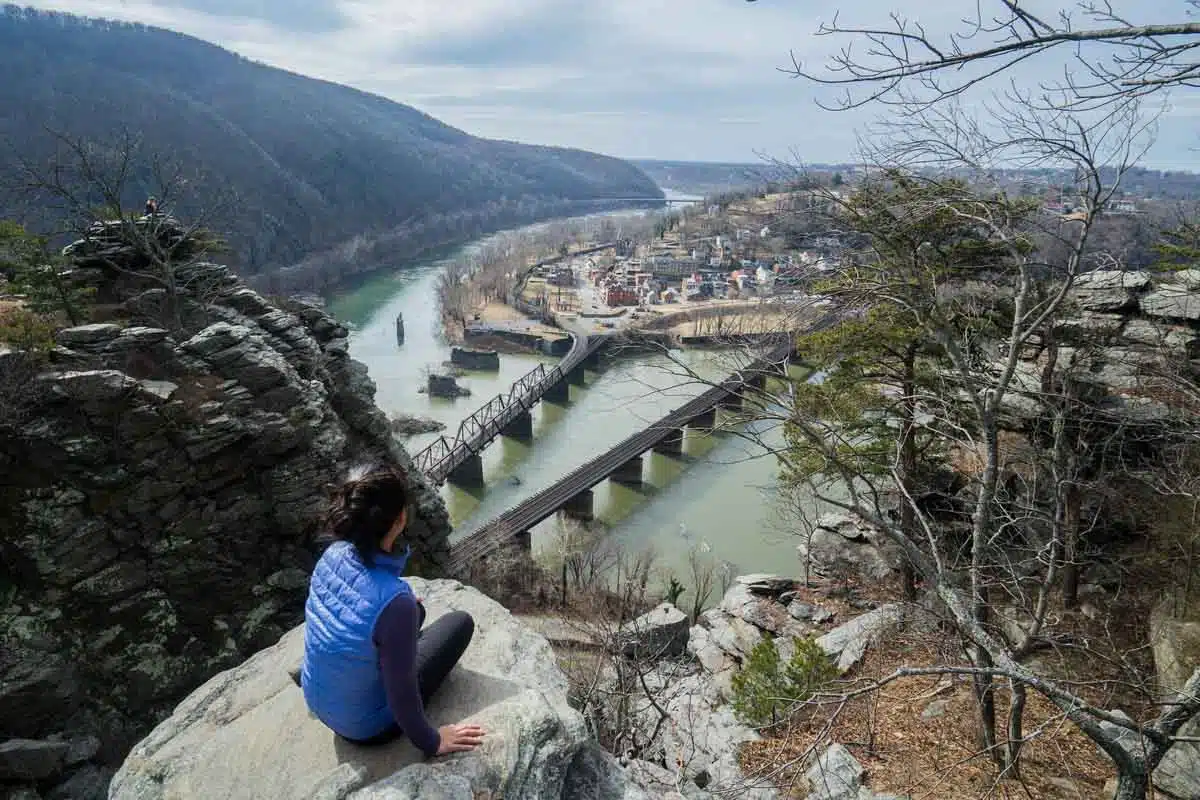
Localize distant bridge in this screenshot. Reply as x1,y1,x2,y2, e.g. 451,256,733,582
413,331,608,486
445,316,840,574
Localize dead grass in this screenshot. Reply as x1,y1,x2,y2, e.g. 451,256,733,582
739,567,1165,799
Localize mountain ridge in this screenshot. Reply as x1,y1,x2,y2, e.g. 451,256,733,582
0,6,662,283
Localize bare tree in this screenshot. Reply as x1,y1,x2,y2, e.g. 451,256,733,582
10,129,233,330
781,0,1200,112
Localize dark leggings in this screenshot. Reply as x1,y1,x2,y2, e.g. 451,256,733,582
346,606,475,747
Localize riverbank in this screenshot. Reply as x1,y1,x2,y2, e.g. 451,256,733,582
263,197,664,299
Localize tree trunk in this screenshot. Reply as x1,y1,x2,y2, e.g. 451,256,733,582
971,588,1001,764
1062,484,1082,608
1006,679,1026,777
899,345,920,603
1112,767,1150,800
973,651,1000,763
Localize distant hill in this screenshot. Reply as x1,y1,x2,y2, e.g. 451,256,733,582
0,7,662,284
633,160,783,197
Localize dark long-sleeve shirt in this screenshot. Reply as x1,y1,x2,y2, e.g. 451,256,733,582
372,593,440,756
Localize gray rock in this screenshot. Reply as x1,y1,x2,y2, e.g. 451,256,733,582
2,242,453,785
265,568,310,592
56,323,123,346
815,604,906,672
0,788,43,800
659,674,777,799
620,603,690,659
1072,271,1150,312
1142,288,1200,321
0,739,69,781
800,523,900,583
1172,269,1200,290
1150,600,1200,700
1120,318,1193,348
1055,313,1126,342
686,624,732,675
1155,742,1200,800
698,609,764,659
921,699,949,721
788,601,817,620
47,765,114,800
63,735,101,767
0,664,80,739
1076,271,1152,291
805,743,863,800
109,580,630,800
735,574,797,597
787,601,834,625
720,582,810,638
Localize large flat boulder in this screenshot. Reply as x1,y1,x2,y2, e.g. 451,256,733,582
109,579,625,800
1072,270,1150,312
619,603,690,659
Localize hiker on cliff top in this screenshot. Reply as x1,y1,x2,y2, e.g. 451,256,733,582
144,196,159,216
300,464,485,757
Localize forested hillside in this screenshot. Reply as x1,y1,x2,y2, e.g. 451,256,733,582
633,159,778,196
0,6,662,283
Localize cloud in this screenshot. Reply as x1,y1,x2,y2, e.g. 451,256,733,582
155,0,349,33
19,0,1200,167
394,1,610,68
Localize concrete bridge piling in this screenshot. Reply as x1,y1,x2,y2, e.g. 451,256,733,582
718,392,742,411
653,428,685,457
501,409,533,440
611,455,643,487
448,453,484,488
567,365,586,386
689,408,717,430
544,379,570,405
562,488,594,521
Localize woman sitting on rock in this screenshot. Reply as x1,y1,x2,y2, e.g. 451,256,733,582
300,463,485,757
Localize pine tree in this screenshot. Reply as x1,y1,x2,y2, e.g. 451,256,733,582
0,221,93,326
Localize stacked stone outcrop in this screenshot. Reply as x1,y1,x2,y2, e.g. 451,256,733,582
0,238,451,798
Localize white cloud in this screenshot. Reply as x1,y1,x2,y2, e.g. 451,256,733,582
21,0,1200,167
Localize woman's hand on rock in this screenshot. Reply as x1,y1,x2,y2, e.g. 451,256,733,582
436,723,486,755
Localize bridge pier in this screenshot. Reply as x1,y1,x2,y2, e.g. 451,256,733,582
584,349,601,370
513,530,532,553
448,453,484,488
544,378,570,405
610,455,643,487
746,373,767,391
501,409,533,440
653,428,685,457
718,392,742,411
561,488,594,522
689,408,717,431
567,365,586,386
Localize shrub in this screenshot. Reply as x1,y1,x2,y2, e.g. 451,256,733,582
730,636,838,727
0,307,57,352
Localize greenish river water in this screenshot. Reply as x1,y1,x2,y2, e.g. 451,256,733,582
326,218,822,590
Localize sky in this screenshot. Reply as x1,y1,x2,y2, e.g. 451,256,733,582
23,0,1200,169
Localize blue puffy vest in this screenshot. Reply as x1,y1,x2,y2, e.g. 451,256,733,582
301,540,413,740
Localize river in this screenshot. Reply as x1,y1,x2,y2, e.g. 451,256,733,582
326,201,826,593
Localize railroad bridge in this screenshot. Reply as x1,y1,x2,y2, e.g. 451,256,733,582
412,330,608,486
445,334,813,573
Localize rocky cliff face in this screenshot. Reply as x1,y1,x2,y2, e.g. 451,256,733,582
0,240,451,798
108,579,652,800
1015,269,1200,415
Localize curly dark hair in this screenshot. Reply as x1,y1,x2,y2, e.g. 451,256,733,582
324,463,411,566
